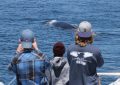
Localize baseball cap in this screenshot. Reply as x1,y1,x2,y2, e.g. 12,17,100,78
20,29,34,49
77,21,93,38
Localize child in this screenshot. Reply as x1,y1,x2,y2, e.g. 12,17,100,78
50,42,69,85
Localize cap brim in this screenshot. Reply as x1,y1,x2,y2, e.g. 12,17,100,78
21,42,32,48
78,32,92,38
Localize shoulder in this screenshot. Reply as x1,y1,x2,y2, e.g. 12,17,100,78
87,45,101,53
62,57,70,68
63,57,68,62
67,44,78,51
87,45,102,60
62,57,69,65
32,51,45,60
11,52,22,64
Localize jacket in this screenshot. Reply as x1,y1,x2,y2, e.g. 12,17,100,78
9,50,50,85
50,57,69,85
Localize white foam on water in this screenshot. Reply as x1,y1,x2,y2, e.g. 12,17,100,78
0,82,4,85
48,20,57,25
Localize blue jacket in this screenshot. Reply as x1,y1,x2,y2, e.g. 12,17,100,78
9,50,50,85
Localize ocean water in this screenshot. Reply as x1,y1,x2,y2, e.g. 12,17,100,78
0,0,120,84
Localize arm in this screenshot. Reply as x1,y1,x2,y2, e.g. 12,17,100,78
67,48,72,65
45,66,52,85
95,50,104,67
8,42,23,73
43,55,51,85
8,52,21,73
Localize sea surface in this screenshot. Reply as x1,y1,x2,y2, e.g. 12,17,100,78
0,0,120,84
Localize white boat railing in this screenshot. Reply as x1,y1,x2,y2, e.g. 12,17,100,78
98,72,120,76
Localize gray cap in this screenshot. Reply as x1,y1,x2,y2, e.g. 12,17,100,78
78,21,92,32
77,21,93,38
20,29,34,49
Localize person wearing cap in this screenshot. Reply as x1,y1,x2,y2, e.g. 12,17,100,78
67,21,104,85
8,29,50,85
49,42,69,85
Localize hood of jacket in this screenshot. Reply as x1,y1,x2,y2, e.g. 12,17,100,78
51,57,67,77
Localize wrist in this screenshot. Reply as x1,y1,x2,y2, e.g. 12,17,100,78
35,49,41,53
16,51,22,54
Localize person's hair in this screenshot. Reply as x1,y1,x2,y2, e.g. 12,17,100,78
75,33,93,46
53,42,65,57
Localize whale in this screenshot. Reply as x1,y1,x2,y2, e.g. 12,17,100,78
46,20,78,29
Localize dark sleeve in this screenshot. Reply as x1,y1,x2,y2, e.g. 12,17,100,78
95,50,104,67
44,55,52,84
8,52,21,73
45,64,52,85
67,48,72,65
43,54,51,69
8,63,17,73
45,59,50,69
